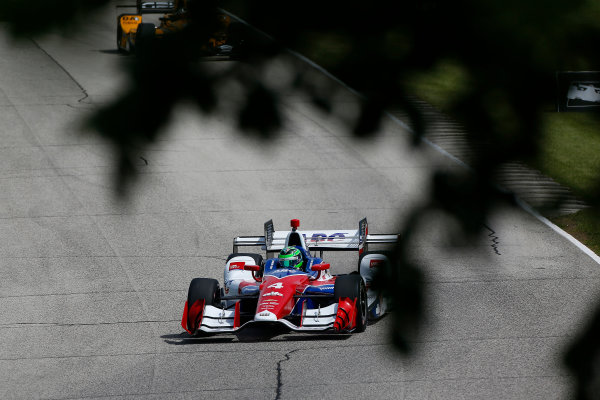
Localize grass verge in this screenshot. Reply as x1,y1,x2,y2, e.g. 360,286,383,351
536,113,600,256
537,112,600,198
404,62,600,256
552,207,600,256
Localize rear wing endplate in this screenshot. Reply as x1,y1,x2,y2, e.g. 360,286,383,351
232,218,398,254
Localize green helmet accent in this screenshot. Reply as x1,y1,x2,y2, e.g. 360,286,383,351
278,246,304,270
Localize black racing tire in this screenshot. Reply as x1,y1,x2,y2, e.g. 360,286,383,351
187,278,220,310
135,23,156,56
186,278,220,335
334,274,367,332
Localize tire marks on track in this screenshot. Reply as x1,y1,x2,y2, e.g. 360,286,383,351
30,39,89,104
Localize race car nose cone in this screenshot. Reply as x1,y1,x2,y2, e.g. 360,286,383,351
254,311,277,321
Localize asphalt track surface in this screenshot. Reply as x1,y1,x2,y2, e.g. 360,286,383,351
1,4,600,400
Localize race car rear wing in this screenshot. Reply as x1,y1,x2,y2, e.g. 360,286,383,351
232,218,399,255
116,1,175,14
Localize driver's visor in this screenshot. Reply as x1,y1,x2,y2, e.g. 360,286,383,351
279,257,299,267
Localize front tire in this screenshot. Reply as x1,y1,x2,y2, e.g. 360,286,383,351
185,278,220,335
187,278,220,309
135,23,156,56
334,274,367,332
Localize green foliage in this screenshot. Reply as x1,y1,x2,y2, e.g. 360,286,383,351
404,60,471,112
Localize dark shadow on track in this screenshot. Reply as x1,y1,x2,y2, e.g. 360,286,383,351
162,326,353,345
162,332,236,345
276,334,352,342
366,313,389,327
98,49,127,55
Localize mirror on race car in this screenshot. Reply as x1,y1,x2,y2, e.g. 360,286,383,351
311,263,330,271
243,265,261,272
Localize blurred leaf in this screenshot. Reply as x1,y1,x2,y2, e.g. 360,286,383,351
0,0,110,36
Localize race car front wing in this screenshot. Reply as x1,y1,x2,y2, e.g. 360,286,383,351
183,302,339,334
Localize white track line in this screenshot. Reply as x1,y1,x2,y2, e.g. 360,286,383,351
228,11,600,266
516,198,600,264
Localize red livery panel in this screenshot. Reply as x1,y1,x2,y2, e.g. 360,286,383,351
257,275,309,319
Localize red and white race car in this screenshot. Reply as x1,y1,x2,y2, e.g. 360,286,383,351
181,218,398,335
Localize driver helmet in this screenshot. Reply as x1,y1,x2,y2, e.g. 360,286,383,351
278,246,304,270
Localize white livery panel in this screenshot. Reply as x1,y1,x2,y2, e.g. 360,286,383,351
359,252,390,319
223,256,256,298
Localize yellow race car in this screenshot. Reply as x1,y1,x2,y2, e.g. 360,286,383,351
117,0,237,56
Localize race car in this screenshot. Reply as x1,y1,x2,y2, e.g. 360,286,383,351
116,0,239,56
181,218,398,336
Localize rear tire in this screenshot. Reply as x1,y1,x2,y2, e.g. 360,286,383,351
334,274,367,332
